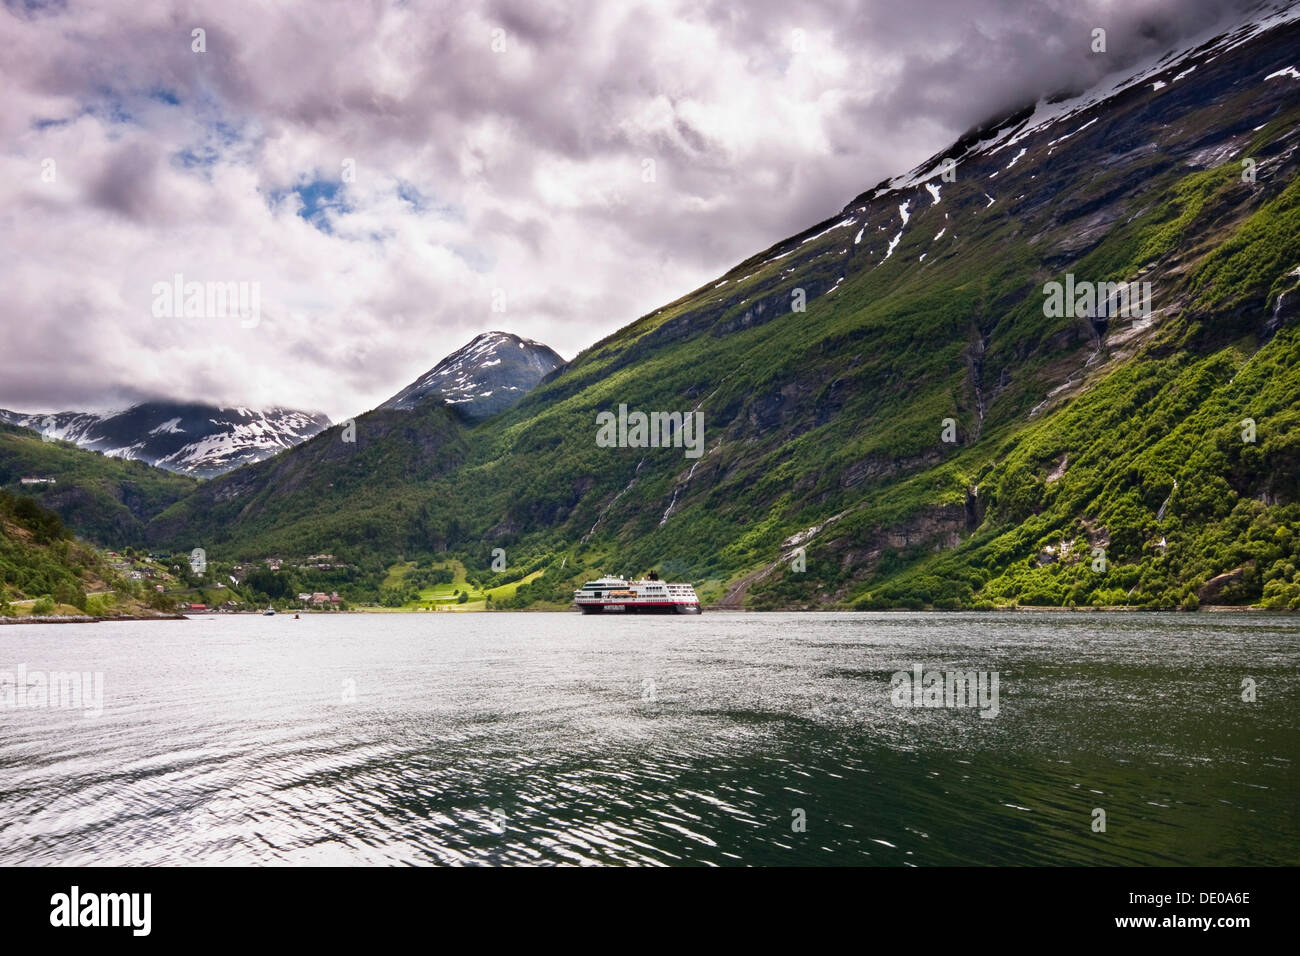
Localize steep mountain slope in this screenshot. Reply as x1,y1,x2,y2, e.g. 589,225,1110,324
146,400,469,557
379,331,563,420
0,402,330,477
0,424,196,546
150,4,1300,609
0,490,174,619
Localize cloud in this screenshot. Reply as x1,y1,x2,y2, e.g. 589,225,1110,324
0,0,1265,420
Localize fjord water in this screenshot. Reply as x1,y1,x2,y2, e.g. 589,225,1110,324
0,612,1295,866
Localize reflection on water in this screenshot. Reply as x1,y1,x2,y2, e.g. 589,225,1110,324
0,612,1295,865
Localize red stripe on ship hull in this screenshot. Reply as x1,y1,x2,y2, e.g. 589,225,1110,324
577,602,696,607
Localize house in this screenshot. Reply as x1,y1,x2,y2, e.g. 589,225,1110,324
310,592,329,605
187,603,207,611
329,592,343,604
297,592,312,603
19,477,56,485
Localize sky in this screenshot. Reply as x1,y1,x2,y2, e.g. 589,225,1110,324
0,0,1266,421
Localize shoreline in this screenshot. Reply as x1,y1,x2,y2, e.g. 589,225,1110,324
176,604,1300,616
0,613,187,625
712,604,1288,613
5,606,1290,624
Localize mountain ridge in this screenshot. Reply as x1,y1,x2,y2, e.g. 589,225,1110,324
0,403,331,478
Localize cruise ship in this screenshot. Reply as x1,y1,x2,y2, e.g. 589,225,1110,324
573,572,701,614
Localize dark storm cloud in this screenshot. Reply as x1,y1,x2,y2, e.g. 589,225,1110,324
87,142,164,220
825,0,1261,128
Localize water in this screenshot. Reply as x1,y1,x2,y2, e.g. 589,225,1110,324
0,612,1295,866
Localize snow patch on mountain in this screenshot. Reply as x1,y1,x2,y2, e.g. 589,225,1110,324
149,417,184,435
883,231,903,261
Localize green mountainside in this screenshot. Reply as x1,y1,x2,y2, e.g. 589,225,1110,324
144,401,469,556
0,424,196,546
0,490,177,619
14,14,1300,612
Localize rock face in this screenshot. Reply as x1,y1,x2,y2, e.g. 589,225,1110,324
380,332,563,421
0,403,330,478
1198,568,1247,604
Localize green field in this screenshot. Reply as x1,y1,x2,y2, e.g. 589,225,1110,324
369,559,545,612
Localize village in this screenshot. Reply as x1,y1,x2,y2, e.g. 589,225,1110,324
102,549,355,613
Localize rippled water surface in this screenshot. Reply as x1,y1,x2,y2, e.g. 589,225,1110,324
1,612,1296,866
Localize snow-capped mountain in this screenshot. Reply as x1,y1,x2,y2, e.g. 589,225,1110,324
720,0,1300,298
855,0,1300,204
1,332,559,478
380,331,564,420
0,402,331,478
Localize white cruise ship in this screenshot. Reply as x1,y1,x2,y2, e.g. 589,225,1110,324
573,572,701,614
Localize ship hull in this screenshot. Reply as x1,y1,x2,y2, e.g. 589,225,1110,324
573,576,702,614
576,602,701,614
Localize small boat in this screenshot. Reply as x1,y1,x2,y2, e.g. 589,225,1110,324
263,607,276,616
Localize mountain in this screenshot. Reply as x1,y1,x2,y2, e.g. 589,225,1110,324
0,402,331,478
0,423,196,546
141,331,564,556
379,331,564,420
144,401,468,556
148,3,1300,610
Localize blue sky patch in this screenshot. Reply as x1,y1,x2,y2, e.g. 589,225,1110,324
269,178,350,234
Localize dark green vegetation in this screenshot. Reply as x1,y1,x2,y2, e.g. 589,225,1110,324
0,424,195,546
0,491,174,618
11,19,1300,611
144,401,469,555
